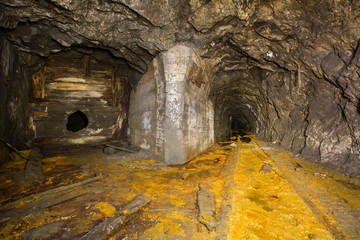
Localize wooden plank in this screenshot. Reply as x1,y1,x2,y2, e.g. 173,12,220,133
29,112,48,117
0,190,88,224
53,77,112,86
24,147,44,183
0,173,103,211
197,184,216,231
79,196,150,240
45,67,112,78
0,138,26,159
46,82,110,92
46,90,107,99
104,144,136,153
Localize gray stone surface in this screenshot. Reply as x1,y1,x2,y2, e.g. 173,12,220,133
129,45,214,164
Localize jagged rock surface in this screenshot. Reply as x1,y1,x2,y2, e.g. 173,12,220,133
1,0,359,176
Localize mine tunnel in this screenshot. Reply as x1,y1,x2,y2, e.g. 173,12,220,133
0,0,360,239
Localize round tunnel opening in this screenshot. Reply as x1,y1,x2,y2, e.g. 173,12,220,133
231,118,248,131
231,115,253,132
231,116,252,143
66,110,89,132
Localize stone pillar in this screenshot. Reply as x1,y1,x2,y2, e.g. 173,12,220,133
129,45,214,164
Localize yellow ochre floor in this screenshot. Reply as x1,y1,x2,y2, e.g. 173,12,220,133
0,134,359,239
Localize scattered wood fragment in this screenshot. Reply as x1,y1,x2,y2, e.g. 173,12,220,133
80,195,150,240
197,183,216,231
0,190,87,224
24,147,44,183
105,144,136,153
0,138,26,159
0,168,19,173
0,173,103,211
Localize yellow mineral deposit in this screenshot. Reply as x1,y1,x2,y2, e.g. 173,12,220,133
96,202,117,217
141,218,185,238
0,135,359,239
227,136,334,239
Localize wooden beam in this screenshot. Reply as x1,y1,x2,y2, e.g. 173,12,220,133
79,196,150,240
0,173,103,211
0,190,88,224
104,144,136,153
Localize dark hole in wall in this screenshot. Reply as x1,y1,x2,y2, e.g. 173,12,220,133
357,99,360,114
66,110,88,132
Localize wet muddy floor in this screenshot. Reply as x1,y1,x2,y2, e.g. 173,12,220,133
0,134,359,239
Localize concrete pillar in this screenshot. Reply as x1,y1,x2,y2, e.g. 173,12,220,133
129,45,214,164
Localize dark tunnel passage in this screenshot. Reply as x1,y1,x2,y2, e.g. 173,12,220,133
231,114,254,133
229,103,260,134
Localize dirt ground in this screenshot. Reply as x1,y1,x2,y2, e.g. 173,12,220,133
0,134,359,239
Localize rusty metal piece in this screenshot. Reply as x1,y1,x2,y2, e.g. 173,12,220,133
188,62,203,88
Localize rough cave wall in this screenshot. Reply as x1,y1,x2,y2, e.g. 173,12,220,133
129,45,214,164
213,63,360,176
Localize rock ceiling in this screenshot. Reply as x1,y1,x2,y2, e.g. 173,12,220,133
1,0,358,74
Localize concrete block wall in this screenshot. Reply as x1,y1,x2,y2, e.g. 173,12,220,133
129,45,214,164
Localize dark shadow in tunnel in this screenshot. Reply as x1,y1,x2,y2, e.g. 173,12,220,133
231,118,251,133
231,112,254,132
230,107,258,143
231,117,252,143
66,110,89,132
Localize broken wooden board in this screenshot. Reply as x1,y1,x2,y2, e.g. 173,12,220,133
0,173,103,211
24,147,44,183
0,138,26,160
197,183,216,231
0,190,87,224
79,195,150,240
104,144,137,153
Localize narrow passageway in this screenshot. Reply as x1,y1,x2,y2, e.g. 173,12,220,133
1,132,359,239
